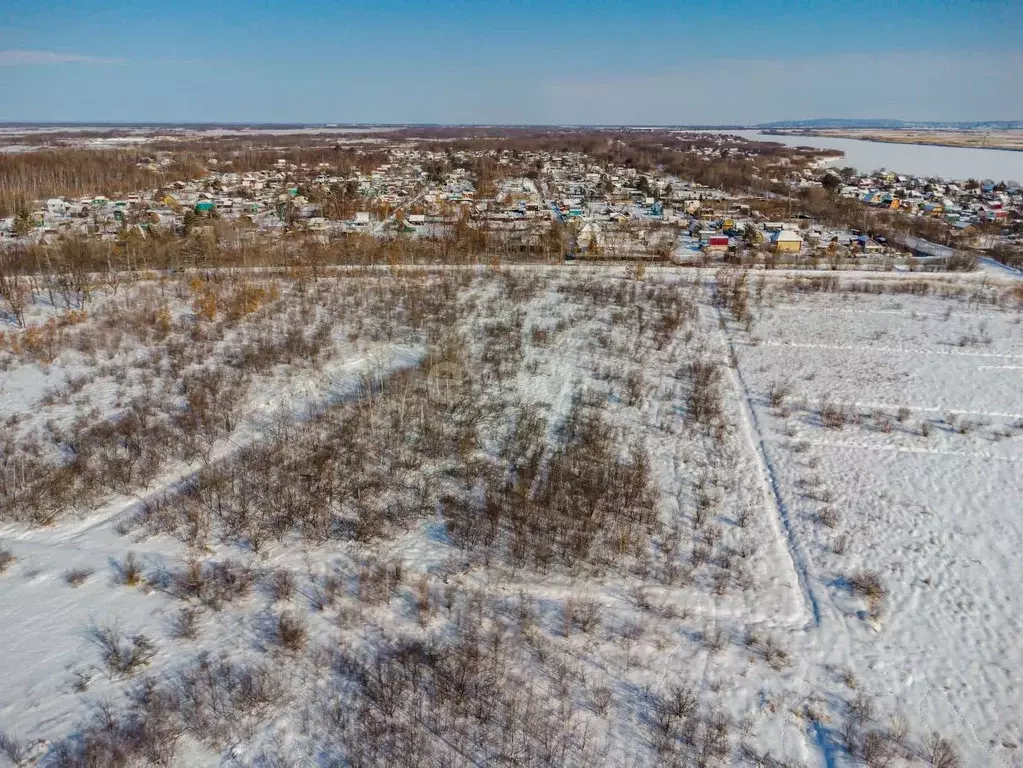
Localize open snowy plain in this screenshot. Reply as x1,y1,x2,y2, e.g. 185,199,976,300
0,265,1020,766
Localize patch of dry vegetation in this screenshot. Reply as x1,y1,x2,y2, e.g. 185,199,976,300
1,266,974,766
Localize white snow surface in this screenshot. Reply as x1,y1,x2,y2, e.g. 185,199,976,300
731,287,1023,766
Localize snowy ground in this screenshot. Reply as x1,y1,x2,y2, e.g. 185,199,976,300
723,283,1023,766
0,267,1020,766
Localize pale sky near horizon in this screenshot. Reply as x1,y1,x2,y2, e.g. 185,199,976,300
1,0,1020,124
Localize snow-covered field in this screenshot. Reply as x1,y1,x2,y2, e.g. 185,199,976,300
725,283,1023,767
0,266,1020,766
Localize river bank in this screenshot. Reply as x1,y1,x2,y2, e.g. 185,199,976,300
763,129,1023,153
724,130,1023,181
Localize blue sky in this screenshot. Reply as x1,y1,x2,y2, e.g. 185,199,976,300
1,0,1020,124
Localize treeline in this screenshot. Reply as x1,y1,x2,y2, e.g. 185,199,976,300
0,218,572,276
220,146,386,175
787,186,979,247
145,141,390,176
0,145,395,219
0,150,204,218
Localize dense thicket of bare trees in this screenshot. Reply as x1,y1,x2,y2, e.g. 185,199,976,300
0,150,204,217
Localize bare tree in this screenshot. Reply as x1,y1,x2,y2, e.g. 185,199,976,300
0,254,30,327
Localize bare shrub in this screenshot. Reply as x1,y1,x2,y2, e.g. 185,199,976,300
48,685,182,767
268,569,296,602
173,559,254,610
118,552,144,586
889,713,909,753
850,570,886,620
448,401,657,570
816,507,839,529
831,534,849,555
762,636,790,670
925,733,961,768
691,544,710,567
874,410,893,433
411,575,433,626
715,266,750,324
204,560,255,607
92,623,157,678
65,567,93,587
860,728,897,766
840,693,875,754
630,585,653,612
175,655,285,747
0,546,14,574
275,611,308,652
850,571,885,602
172,606,201,640
666,683,698,720
565,595,601,634
841,667,857,689
624,368,645,406
648,685,732,766
820,398,850,429
72,669,93,693
685,358,724,427
743,626,761,649
355,558,404,605
711,568,731,595
768,380,791,409
172,560,206,600
311,572,343,611
0,261,30,328
590,685,614,716
0,730,30,766
692,498,710,529
516,590,535,631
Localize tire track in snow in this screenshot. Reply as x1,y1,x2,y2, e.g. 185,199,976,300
709,305,820,630
712,302,855,768
846,401,1023,420
767,305,1003,320
744,340,1023,360
763,437,1021,462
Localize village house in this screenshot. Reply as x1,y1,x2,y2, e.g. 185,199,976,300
772,229,803,253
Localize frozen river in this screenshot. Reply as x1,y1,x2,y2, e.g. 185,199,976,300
726,130,1023,183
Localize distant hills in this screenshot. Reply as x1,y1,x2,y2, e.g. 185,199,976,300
757,118,1023,131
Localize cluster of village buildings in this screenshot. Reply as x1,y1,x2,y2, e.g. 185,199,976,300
2,140,1020,264
837,174,1022,239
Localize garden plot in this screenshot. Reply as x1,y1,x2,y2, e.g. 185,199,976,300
730,286,1023,767
747,293,1022,418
